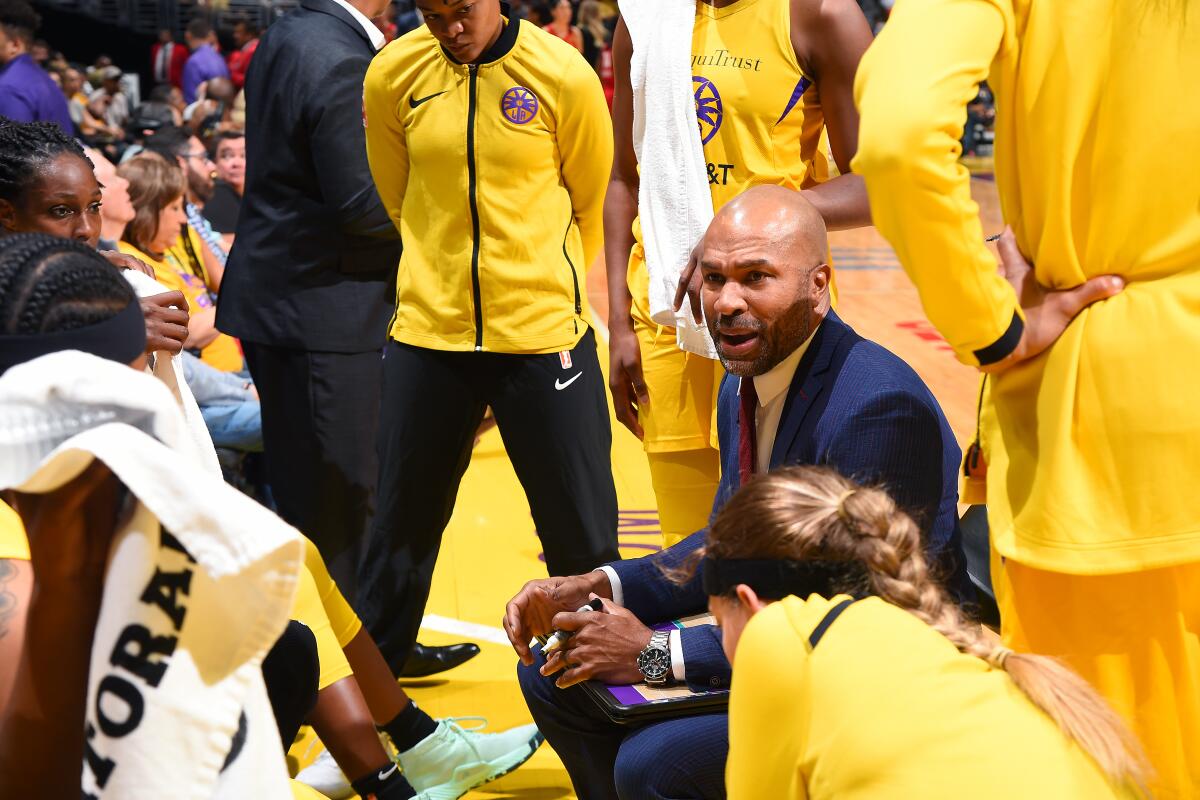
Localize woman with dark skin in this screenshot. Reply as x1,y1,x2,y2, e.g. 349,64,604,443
0,118,190,354
0,235,151,797
0,235,407,797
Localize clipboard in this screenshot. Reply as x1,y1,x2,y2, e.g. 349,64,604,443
579,613,729,725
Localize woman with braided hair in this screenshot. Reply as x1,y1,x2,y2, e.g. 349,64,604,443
0,116,190,355
0,233,150,793
697,466,1148,799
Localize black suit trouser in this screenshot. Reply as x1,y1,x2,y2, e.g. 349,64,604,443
357,328,621,666
243,342,382,594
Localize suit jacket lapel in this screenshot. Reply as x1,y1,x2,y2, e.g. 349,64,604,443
300,0,376,51
769,311,851,469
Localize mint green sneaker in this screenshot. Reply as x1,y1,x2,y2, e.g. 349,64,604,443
395,718,543,799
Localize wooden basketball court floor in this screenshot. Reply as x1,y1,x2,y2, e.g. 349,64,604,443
296,176,1003,799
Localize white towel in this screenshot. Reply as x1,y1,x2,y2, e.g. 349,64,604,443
620,0,718,358
122,269,221,477
0,352,300,799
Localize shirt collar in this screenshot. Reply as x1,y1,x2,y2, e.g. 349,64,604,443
2,53,32,73
752,322,821,408
329,0,386,50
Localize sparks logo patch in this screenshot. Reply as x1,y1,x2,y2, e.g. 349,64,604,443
693,76,723,145
559,351,572,369
501,86,538,125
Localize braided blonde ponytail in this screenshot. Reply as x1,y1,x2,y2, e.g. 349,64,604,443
835,482,1150,795
701,466,1150,795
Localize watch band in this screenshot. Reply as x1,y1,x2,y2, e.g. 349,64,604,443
639,630,671,687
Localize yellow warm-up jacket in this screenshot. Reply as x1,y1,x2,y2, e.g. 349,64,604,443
853,0,1200,574
364,18,613,354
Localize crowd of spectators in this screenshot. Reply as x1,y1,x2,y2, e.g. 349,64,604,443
0,0,261,475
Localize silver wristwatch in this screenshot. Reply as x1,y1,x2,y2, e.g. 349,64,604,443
637,630,671,687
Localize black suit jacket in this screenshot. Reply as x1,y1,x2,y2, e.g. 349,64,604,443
217,0,401,353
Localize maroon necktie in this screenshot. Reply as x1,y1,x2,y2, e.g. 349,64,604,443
738,378,758,486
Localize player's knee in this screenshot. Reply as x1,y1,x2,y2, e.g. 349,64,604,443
515,656,555,712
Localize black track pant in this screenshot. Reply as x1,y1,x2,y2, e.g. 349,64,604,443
243,342,382,593
357,328,620,666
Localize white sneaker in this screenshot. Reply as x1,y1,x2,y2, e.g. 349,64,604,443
294,748,354,799
396,718,543,800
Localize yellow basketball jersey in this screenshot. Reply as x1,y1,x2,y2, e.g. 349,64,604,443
629,0,830,313
690,0,828,208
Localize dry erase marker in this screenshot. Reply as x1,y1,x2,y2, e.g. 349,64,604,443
530,597,604,652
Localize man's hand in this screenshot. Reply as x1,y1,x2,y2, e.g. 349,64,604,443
608,323,648,439
99,249,155,278
672,242,704,324
503,572,612,666
984,228,1124,373
541,598,652,688
140,291,191,355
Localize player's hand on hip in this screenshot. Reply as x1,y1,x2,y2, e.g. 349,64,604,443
673,241,705,324
504,572,612,666
984,227,1124,374
608,323,648,440
542,598,651,688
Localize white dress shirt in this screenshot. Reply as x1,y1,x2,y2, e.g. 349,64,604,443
748,324,818,475
330,0,386,51
598,324,821,682
155,42,173,83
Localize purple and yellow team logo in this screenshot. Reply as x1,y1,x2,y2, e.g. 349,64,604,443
501,86,539,125
693,76,723,145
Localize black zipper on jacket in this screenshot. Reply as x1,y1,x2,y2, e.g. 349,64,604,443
467,64,484,351
562,216,581,334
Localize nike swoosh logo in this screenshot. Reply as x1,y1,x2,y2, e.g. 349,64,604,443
377,763,397,781
409,90,447,108
555,373,582,391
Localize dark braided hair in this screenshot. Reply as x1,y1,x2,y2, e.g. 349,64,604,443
0,117,92,205
0,233,135,335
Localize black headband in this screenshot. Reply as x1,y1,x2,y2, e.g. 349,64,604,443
701,556,869,600
0,298,146,376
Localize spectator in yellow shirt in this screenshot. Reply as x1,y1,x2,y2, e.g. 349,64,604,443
117,154,243,372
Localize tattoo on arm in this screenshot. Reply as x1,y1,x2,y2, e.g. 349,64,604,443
0,560,18,640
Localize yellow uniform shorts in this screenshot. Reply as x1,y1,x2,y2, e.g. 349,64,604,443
627,246,724,545
997,556,1200,798
629,247,724,455
290,535,363,691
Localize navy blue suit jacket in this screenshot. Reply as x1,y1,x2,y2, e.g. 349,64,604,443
609,311,966,691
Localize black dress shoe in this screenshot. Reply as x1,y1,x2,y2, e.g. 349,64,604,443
398,641,481,678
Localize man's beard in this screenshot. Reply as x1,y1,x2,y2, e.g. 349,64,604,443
710,298,814,378
189,171,214,203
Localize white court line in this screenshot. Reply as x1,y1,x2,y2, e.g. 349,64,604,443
420,614,512,646
592,312,609,344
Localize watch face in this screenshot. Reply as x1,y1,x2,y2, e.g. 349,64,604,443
638,646,671,681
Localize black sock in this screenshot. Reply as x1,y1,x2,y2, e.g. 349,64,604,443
381,701,439,752
350,762,415,800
